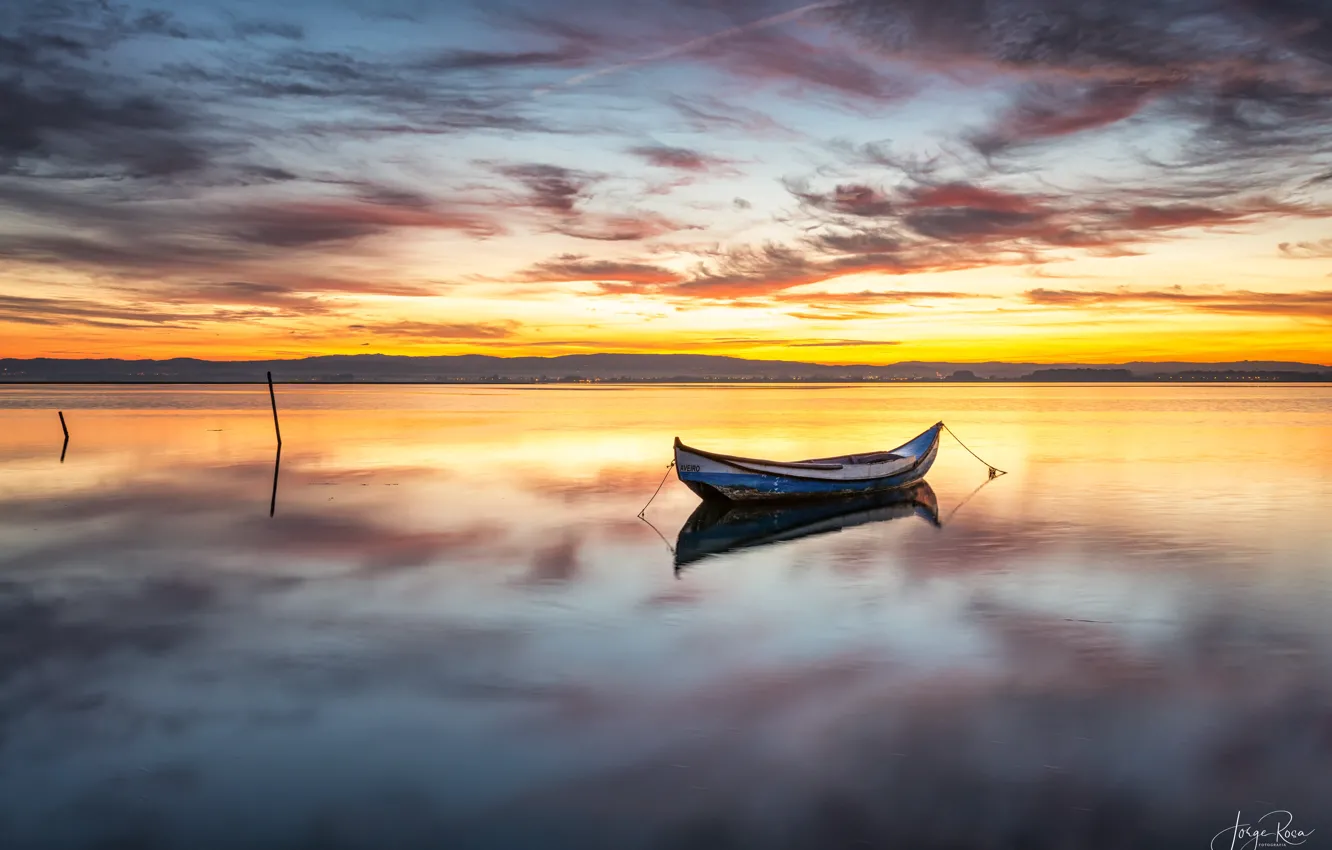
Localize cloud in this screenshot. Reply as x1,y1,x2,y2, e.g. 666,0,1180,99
0,69,207,180
628,145,730,172
668,94,798,138
345,320,521,339
554,212,694,241
0,294,278,329
0,179,500,283
421,47,594,72
498,163,598,214
225,197,501,247
970,81,1170,155
524,237,1006,301
700,26,914,102
788,339,900,347
772,289,983,304
1025,287,1332,319
782,155,1330,284
535,0,844,93
496,162,695,241
784,309,892,321
832,0,1332,183
141,281,333,315
230,20,306,41
128,278,445,314
1279,239,1332,259
517,255,684,285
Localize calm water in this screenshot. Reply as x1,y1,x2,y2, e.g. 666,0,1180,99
2,384,1332,849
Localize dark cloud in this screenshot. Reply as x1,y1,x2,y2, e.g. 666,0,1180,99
495,163,695,241
144,281,335,314
230,20,306,41
518,255,684,284
0,179,498,282
0,232,224,272
969,81,1171,155
498,163,596,214
0,294,277,329
833,0,1332,184
224,195,501,247
833,0,1267,77
421,47,593,72
0,4,311,183
0,74,207,179
129,9,192,40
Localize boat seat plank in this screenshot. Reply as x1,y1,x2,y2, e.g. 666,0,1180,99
805,451,904,465
721,456,845,471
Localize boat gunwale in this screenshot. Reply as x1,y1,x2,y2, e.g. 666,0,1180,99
673,423,942,484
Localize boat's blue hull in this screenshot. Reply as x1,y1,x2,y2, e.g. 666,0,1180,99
674,424,942,503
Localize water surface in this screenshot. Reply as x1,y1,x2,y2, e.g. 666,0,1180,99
2,384,1331,849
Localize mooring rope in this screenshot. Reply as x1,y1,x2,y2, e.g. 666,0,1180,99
638,514,677,558
941,474,1001,525
637,459,676,517
941,422,1008,478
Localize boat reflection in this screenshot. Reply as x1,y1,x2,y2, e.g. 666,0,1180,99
674,481,940,570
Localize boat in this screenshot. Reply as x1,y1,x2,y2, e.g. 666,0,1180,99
673,422,943,503
674,481,939,569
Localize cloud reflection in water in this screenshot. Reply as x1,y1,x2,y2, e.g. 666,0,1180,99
0,385,1330,848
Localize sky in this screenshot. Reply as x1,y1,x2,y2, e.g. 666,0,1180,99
3,0,1332,364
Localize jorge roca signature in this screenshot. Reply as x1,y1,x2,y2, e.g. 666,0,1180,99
1212,811,1315,850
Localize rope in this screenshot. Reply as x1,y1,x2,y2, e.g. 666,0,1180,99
941,422,1007,478
638,514,677,558
637,460,676,517
941,474,1000,525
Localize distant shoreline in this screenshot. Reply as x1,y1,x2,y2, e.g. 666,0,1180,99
3,355,1329,384
4,377,1331,386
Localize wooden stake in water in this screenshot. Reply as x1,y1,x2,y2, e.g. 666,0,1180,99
58,410,69,463
267,371,282,448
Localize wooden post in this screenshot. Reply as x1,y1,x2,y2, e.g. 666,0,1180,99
59,411,69,463
267,371,282,448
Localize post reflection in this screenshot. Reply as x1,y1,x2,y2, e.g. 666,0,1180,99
270,445,281,518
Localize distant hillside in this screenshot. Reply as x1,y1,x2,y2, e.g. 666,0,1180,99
1,354,1329,383
1024,368,1135,382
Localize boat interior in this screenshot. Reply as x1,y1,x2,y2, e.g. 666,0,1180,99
804,450,904,466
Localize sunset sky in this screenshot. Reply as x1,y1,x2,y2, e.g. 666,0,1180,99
3,0,1332,364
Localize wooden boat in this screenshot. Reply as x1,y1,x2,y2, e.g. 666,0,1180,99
674,482,939,569
673,422,943,502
